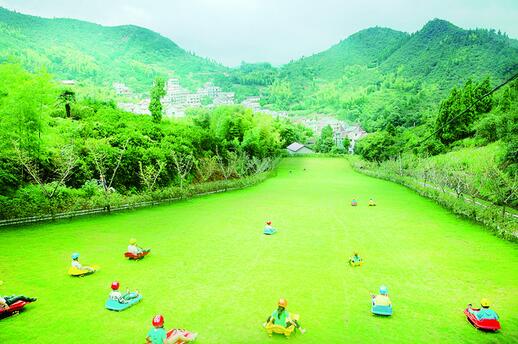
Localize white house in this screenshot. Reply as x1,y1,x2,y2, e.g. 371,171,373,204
286,142,314,155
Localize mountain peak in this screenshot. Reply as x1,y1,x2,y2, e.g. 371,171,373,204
420,19,460,36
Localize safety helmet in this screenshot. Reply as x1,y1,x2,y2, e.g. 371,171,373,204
111,281,120,290
152,314,164,327
71,252,80,260
266,221,272,225
278,298,288,308
129,238,137,245
379,286,388,295
480,298,490,307
353,252,359,256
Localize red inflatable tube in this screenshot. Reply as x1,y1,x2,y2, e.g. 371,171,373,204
0,301,29,318
464,308,501,331
124,251,150,260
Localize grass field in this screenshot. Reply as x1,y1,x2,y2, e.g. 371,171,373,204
0,157,517,343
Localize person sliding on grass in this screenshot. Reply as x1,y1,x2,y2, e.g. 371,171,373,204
468,299,499,320
128,238,150,255
351,199,358,206
109,282,139,304
372,286,391,306
0,295,37,309
147,315,168,344
263,299,306,334
349,252,362,264
146,314,197,344
71,252,94,271
368,198,376,206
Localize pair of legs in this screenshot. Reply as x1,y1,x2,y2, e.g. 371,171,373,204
4,295,37,305
167,329,198,343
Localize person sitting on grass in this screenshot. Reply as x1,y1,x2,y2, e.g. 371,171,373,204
146,314,197,344
372,286,391,306
349,252,362,265
109,281,139,304
71,252,94,271
128,238,150,255
368,199,376,206
468,299,499,320
264,221,277,235
263,299,306,334
0,295,37,309
351,199,358,206
147,315,167,344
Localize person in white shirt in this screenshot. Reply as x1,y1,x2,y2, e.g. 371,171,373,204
109,281,139,304
128,239,150,255
71,253,94,271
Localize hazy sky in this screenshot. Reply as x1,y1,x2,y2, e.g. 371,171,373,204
1,0,517,66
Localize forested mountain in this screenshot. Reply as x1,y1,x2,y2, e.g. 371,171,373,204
259,19,518,131
381,19,517,88
0,7,226,92
1,7,517,132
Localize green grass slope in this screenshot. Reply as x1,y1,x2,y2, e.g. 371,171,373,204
0,7,226,92
0,158,516,343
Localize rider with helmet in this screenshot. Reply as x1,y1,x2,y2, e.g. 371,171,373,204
372,286,391,306
349,252,363,265
146,315,198,343
264,299,306,334
263,221,277,235
109,281,139,304
128,238,150,255
147,315,167,344
468,299,499,320
71,253,94,271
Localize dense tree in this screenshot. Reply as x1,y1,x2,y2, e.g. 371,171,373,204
315,125,335,153
149,77,166,123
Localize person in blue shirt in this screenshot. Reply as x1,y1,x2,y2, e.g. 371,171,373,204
468,298,499,320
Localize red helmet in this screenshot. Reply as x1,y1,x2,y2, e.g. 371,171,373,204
266,221,272,225
111,281,120,290
152,314,164,327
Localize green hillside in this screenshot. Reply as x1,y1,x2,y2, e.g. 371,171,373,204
1,7,517,131
381,19,518,88
0,7,226,92
258,19,518,131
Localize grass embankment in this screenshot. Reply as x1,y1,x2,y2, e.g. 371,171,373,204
0,157,516,343
351,143,517,241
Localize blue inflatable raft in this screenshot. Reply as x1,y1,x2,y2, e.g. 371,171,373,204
105,294,142,311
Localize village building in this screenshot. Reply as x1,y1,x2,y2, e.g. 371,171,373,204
112,82,131,96
286,142,314,155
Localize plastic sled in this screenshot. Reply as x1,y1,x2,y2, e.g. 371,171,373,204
351,202,358,206
368,203,376,207
264,313,300,337
0,301,31,319
166,328,197,343
68,265,99,277
124,250,150,260
372,302,392,316
263,228,277,235
105,294,142,311
349,260,363,267
464,308,501,331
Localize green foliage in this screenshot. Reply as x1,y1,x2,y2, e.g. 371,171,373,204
355,131,397,162
149,77,165,123
0,7,226,92
0,64,288,218
315,125,335,153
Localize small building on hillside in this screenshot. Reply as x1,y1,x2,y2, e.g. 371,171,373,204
286,142,314,155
